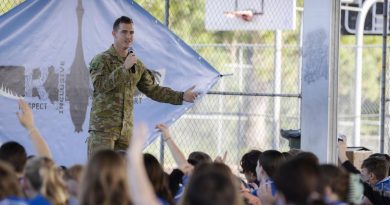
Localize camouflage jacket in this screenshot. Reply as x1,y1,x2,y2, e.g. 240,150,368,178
88,45,183,136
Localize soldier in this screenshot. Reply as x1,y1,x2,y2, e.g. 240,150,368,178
88,16,197,157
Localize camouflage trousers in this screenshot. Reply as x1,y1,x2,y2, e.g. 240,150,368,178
87,130,130,158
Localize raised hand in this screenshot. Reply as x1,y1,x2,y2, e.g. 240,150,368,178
129,123,148,155
214,151,228,163
183,85,199,103
16,99,35,130
338,134,348,163
155,124,171,141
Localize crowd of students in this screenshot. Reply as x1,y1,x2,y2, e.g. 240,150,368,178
1,99,390,205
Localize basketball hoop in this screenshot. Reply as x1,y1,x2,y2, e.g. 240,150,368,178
205,0,295,31
224,10,262,22
223,0,264,22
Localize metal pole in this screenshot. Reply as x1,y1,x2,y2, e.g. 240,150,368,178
298,9,304,127
237,46,244,152
380,0,388,153
354,0,382,147
217,76,224,156
273,30,282,149
160,0,170,165
164,0,170,26
207,91,301,98
329,0,341,163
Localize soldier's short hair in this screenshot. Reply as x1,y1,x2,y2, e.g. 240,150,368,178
113,16,133,31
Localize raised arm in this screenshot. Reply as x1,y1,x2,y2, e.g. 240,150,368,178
16,99,52,158
337,135,360,174
127,123,160,205
156,124,193,174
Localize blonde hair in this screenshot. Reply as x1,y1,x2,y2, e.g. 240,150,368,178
25,157,69,205
79,149,132,205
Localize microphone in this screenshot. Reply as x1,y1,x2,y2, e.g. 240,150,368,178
128,47,136,73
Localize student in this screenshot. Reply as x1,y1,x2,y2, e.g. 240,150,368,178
24,157,68,205
79,150,132,205
0,161,28,205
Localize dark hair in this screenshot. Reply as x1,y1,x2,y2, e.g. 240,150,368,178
369,153,390,175
0,161,23,199
274,157,320,204
282,152,292,159
0,141,27,173
362,156,390,181
240,150,262,174
258,150,285,179
187,151,212,166
169,168,184,197
181,162,244,205
294,151,319,165
370,153,390,162
143,153,174,205
113,16,133,31
318,164,349,202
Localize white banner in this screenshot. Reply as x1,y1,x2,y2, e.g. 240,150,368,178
0,0,220,166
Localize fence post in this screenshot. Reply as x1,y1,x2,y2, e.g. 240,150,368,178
380,0,388,153
301,0,340,163
160,0,170,165
273,30,282,149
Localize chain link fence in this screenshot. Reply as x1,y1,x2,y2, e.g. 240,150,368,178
137,0,303,173
339,43,389,153
1,0,388,172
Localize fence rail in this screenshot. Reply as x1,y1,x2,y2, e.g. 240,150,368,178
1,0,388,171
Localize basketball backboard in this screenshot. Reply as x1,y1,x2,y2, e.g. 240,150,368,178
341,0,390,35
205,0,296,31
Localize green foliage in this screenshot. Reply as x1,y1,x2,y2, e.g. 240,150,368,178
0,0,24,15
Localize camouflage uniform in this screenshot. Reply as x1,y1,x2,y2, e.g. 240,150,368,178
88,45,183,157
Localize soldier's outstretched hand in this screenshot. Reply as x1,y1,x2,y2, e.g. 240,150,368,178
183,85,199,103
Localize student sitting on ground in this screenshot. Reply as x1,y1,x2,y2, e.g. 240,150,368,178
143,153,175,205
0,161,28,205
79,150,132,205
240,150,262,190
24,157,69,205
255,149,285,200
361,156,390,192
